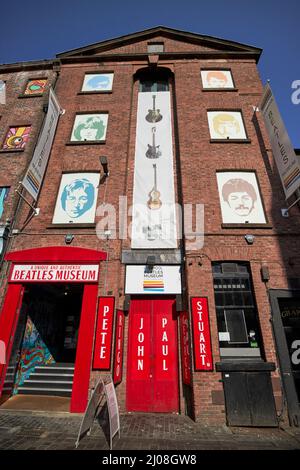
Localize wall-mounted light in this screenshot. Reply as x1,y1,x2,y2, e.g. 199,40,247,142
245,234,255,245
100,156,109,176
65,234,74,245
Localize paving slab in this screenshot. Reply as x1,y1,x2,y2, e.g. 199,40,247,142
0,410,299,451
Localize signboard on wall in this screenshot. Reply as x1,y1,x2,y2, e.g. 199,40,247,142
179,311,192,385
191,297,213,371
9,264,99,283
260,82,300,199
93,297,115,370
22,88,63,200
125,265,181,294
113,310,125,385
131,91,177,248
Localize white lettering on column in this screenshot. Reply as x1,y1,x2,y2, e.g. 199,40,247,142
196,301,208,367
138,332,144,342
161,317,169,371
137,317,145,371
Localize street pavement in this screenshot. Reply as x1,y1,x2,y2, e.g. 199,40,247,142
0,409,300,451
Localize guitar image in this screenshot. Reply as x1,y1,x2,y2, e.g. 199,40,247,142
146,127,162,159
147,164,162,210
145,95,163,123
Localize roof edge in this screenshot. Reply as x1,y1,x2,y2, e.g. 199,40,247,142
56,26,262,59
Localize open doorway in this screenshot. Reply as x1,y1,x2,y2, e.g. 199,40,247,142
3,283,84,400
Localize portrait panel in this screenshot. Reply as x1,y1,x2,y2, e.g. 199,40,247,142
81,73,114,92
0,187,9,219
24,79,47,95
70,114,108,142
201,70,234,89
207,111,247,140
3,126,31,150
52,172,100,224
217,171,266,224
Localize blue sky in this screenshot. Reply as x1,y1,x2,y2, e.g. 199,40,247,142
0,0,299,146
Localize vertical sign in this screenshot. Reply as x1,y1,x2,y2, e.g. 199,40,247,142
153,306,178,381
22,88,63,200
260,82,300,199
131,91,177,248
113,310,125,385
179,311,192,385
0,80,5,104
130,312,151,380
93,297,115,370
191,297,213,371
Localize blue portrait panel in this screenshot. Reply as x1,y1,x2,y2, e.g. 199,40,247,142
52,173,100,224
0,187,9,219
82,73,114,92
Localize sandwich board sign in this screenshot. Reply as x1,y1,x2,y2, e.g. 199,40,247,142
75,375,120,450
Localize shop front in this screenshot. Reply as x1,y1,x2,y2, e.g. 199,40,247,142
270,289,300,426
0,246,106,413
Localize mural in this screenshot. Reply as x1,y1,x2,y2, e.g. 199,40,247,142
207,111,247,139
70,114,108,142
217,171,266,224
201,70,234,89
24,79,47,95
3,126,31,150
81,73,114,92
52,172,100,224
0,187,9,219
207,111,247,140
13,316,55,393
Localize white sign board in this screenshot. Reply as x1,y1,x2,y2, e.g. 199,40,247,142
10,264,99,283
22,88,62,200
125,265,181,294
131,91,177,248
104,380,120,450
260,83,300,199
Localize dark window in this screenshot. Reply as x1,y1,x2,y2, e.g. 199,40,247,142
212,262,264,359
139,79,169,92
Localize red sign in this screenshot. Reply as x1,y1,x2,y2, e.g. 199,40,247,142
93,297,115,370
113,310,125,385
130,311,151,380
9,264,99,283
191,297,213,371
179,311,192,385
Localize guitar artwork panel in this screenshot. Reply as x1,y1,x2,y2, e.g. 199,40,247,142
147,164,162,210
145,95,163,123
146,127,162,159
131,91,177,249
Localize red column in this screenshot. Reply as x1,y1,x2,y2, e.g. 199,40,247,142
0,284,24,396
70,283,98,413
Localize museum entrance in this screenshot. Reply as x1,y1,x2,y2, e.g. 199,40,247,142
126,296,179,413
3,283,84,400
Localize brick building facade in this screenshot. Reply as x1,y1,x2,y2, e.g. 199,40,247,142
0,27,299,427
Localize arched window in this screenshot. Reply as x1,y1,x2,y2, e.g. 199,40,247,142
137,68,170,92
